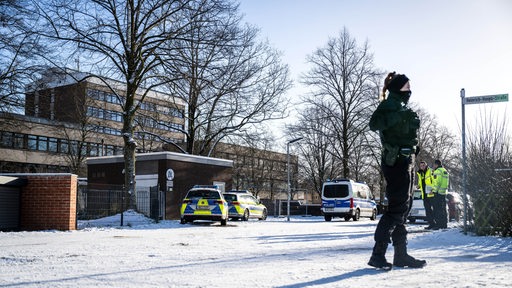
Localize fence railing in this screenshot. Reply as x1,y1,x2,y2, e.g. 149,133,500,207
77,184,164,223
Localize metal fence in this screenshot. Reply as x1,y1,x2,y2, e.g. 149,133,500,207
273,200,322,217
469,190,511,236
77,184,164,223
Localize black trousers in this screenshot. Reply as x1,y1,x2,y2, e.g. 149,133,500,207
374,155,414,246
432,193,447,228
423,196,435,226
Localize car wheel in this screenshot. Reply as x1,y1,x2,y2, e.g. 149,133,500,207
259,209,267,221
353,209,360,221
221,218,227,226
180,218,186,224
242,209,249,221
324,215,332,222
370,209,377,220
344,215,351,221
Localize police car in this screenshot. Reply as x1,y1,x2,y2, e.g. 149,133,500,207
180,185,229,226
223,190,267,221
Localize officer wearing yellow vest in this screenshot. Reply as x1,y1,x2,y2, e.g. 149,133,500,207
417,161,435,229
431,159,449,229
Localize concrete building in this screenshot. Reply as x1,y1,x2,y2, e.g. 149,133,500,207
1,69,186,176
0,69,300,204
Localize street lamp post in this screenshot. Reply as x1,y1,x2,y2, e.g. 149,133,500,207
287,137,303,221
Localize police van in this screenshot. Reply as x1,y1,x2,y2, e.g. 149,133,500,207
321,178,377,221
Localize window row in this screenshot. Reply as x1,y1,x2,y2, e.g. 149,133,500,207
140,101,184,118
87,106,123,122
87,88,184,119
0,131,124,157
134,131,176,144
0,161,70,174
135,116,184,132
87,89,124,105
90,125,122,136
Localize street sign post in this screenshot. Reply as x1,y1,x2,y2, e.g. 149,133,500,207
463,93,508,105
460,89,509,234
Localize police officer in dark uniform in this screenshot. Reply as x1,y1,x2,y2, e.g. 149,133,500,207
367,72,426,269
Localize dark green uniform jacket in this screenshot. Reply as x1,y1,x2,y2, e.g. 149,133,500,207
369,92,420,166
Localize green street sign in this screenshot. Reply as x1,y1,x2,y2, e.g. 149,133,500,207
464,94,508,105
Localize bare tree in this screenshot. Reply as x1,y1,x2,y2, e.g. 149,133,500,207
0,0,45,113
287,105,341,198
465,109,511,236
212,130,286,199
54,88,105,176
426,123,460,189
411,105,460,189
30,0,203,194
300,27,382,179
161,1,292,155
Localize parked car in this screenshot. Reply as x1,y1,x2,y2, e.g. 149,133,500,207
223,191,267,221
180,185,229,226
226,189,253,195
320,178,377,221
447,192,462,221
408,189,427,223
409,190,474,224
447,192,474,222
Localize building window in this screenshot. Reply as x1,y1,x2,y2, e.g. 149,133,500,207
48,137,58,153
88,143,99,157
28,135,37,150
104,145,114,156
50,90,55,120
87,89,100,100
59,139,69,153
0,131,13,147
13,133,24,149
37,136,48,151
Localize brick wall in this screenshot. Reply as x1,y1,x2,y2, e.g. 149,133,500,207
20,174,77,231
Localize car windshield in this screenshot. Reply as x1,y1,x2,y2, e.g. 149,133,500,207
187,190,220,199
223,194,237,201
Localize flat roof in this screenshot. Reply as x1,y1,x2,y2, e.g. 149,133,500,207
87,151,233,167
0,176,28,186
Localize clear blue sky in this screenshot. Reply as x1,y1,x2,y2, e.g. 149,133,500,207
238,0,512,138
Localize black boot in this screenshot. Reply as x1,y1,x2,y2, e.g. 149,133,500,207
368,242,392,270
393,244,427,268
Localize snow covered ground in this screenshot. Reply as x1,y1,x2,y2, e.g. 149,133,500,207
1,211,511,288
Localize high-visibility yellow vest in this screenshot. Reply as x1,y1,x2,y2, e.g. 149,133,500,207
417,168,434,198
432,166,449,195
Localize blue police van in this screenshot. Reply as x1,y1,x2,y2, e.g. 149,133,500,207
321,178,377,221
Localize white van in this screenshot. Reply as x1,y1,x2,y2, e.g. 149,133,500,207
321,179,377,221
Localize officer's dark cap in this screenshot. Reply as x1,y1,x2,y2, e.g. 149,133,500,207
387,74,409,93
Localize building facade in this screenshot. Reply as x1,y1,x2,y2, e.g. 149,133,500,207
1,70,186,176
0,69,300,201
